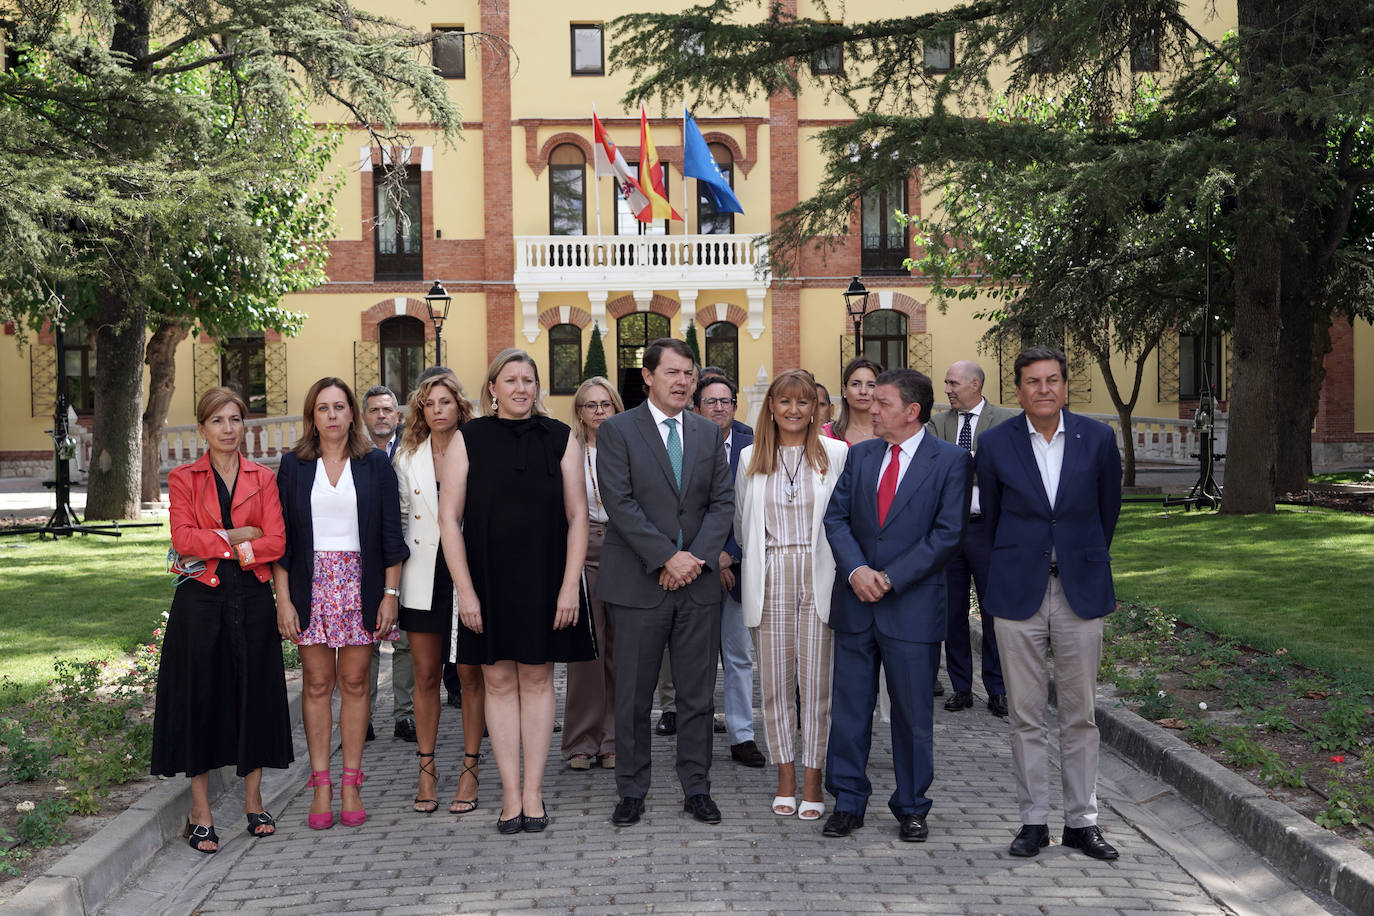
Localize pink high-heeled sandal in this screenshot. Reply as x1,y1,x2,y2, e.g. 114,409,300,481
306,770,334,830
340,767,367,827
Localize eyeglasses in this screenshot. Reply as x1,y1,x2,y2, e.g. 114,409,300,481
701,397,735,408
581,401,614,413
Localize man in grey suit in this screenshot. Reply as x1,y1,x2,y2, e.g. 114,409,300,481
596,338,735,827
929,360,1018,717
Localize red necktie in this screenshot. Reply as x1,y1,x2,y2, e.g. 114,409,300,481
877,443,901,526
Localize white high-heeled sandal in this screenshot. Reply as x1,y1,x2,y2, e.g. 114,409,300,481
798,799,825,821
772,795,797,816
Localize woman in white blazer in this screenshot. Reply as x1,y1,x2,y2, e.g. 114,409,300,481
393,372,485,815
735,369,848,821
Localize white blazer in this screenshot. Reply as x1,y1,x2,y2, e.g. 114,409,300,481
734,437,849,627
394,437,447,610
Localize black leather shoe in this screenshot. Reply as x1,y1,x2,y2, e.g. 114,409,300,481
1009,824,1049,857
1062,825,1119,860
394,717,417,742
611,796,644,826
987,694,1009,718
713,715,727,734
365,721,376,742
447,691,462,709
730,740,766,768
821,810,864,837
496,810,524,834
655,711,677,736
898,813,928,842
932,681,945,697
943,690,974,711
683,794,721,824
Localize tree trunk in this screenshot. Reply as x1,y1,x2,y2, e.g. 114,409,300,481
141,321,188,503
85,288,147,520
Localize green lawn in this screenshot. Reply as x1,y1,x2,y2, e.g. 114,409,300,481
0,524,172,703
1112,505,1374,683
1310,469,1374,485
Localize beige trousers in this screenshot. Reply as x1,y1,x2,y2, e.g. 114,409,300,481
754,548,832,769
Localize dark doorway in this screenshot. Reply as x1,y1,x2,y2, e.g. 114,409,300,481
616,311,670,410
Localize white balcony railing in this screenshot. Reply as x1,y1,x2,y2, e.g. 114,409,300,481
75,416,303,475
929,408,1227,466
514,233,767,285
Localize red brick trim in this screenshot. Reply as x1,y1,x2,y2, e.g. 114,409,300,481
528,132,595,178
605,294,680,321
538,307,592,331
518,118,761,176
694,302,748,328
843,291,927,334
360,298,435,343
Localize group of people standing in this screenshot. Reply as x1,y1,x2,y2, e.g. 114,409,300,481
150,338,1123,863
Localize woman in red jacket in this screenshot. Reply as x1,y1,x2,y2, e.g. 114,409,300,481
151,387,294,854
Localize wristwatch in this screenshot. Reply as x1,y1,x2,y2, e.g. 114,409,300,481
383,586,400,597
881,572,892,589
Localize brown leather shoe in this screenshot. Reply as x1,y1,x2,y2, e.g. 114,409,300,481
730,740,766,768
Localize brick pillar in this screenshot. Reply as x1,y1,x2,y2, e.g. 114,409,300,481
1313,315,1355,442
482,2,514,362
769,101,799,369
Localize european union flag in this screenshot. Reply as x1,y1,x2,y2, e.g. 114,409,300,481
682,108,743,214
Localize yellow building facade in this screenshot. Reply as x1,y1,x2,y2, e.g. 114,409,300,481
3,0,1371,475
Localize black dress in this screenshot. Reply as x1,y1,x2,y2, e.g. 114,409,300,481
150,469,294,778
457,415,596,666
399,481,454,639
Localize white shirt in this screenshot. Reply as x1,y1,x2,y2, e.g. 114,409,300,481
1026,412,1067,506
584,444,609,524
875,427,925,494
646,398,687,452
311,459,362,551
960,398,985,515
722,430,732,462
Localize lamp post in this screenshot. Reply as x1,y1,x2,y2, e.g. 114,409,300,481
843,275,871,360
424,279,452,367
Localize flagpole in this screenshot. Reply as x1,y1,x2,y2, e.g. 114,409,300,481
592,106,603,241
683,108,691,237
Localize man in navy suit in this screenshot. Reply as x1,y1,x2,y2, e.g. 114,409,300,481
975,346,1123,861
822,368,972,841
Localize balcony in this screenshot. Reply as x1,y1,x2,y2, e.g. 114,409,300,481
513,233,770,340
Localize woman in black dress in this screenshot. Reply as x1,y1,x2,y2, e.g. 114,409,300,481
439,348,592,833
393,371,483,814
152,387,293,853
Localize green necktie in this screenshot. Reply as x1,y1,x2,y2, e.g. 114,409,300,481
665,417,683,548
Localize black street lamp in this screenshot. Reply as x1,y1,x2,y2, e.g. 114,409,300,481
843,275,871,359
424,279,452,367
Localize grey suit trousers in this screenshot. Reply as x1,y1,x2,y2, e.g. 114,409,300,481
611,591,721,799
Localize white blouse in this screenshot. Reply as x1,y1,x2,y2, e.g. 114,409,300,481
584,444,608,523
311,459,361,551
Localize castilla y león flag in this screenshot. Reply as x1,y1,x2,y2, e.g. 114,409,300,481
592,111,651,220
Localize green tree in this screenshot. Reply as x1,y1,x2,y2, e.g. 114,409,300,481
0,1,466,519
613,0,1374,513
685,318,703,365
582,323,609,381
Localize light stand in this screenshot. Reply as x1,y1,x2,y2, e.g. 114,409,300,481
843,275,870,359
425,279,452,367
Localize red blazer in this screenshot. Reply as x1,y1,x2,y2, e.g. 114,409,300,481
168,454,286,587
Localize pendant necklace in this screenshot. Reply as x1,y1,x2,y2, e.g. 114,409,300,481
780,446,803,502
585,446,602,511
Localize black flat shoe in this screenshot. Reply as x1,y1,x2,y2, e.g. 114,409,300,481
1010,823,1049,857
496,810,524,834
612,796,644,826
683,793,721,824
245,810,275,838
821,810,864,838
898,813,928,842
184,819,219,854
987,693,1010,718
943,690,974,711
655,711,677,735
523,805,549,832
1062,825,1119,860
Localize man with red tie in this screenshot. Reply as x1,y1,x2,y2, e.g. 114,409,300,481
821,369,972,841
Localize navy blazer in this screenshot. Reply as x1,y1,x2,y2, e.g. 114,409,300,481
722,428,753,602
823,432,972,643
974,409,1122,621
277,449,409,631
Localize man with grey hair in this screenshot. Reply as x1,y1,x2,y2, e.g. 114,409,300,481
362,384,414,742
929,360,1017,718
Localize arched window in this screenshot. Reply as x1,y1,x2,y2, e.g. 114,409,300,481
374,166,422,280
697,142,735,235
379,316,426,401
862,309,907,370
549,324,582,395
615,311,671,409
704,321,738,386
549,144,586,236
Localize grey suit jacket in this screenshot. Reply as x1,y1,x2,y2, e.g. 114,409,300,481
928,399,1019,447
595,402,735,608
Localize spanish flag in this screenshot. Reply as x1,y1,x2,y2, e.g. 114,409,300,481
637,106,682,223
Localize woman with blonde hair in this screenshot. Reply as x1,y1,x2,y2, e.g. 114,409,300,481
275,377,407,830
561,376,625,771
393,372,487,815
439,349,594,833
823,356,882,445
152,386,292,853
735,369,848,821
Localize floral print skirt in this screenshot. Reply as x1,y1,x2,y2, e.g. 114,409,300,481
299,551,398,647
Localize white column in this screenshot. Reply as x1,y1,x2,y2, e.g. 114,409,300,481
746,287,767,340
519,290,541,343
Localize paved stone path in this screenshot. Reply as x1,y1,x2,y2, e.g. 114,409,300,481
97,657,1347,916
